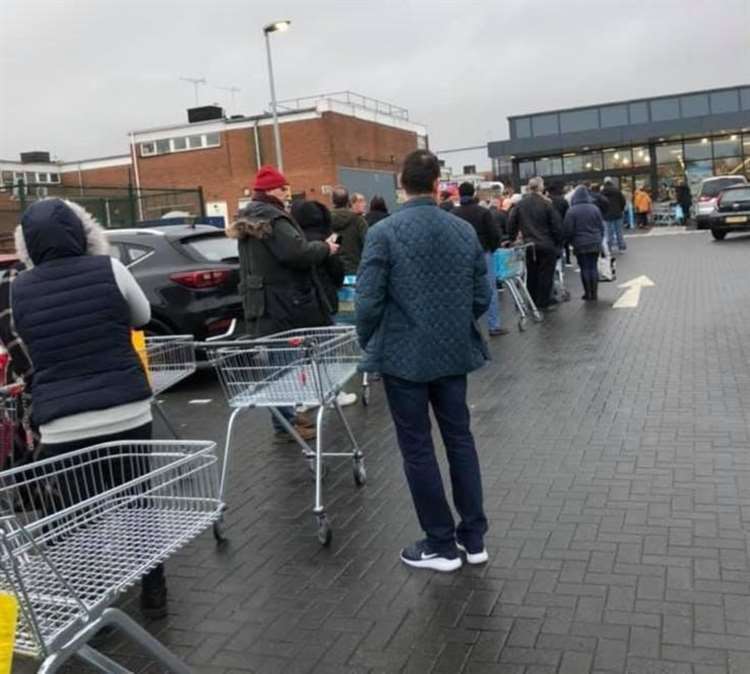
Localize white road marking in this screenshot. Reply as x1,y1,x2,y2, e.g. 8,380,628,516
189,399,213,404
613,275,655,309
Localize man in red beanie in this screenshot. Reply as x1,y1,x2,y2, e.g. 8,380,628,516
227,165,340,443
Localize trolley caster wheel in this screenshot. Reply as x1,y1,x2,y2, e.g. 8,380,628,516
213,514,227,543
361,386,370,407
532,313,544,323
353,461,366,486
316,515,332,546
518,317,527,332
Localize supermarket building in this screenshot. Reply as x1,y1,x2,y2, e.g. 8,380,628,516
488,84,750,198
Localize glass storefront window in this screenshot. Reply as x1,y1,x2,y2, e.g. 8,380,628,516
685,161,713,198
514,118,531,139
562,154,583,174
519,160,535,179
657,163,683,200
632,146,651,166
656,142,683,165
562,152,602,174
683,138,711,161
535,156,562,176
713,134,741,158
714,156,743,175
581,151,602,172
493,156,513,177
603,148,633,170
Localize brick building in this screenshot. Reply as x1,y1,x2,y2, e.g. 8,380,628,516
1,92,427,235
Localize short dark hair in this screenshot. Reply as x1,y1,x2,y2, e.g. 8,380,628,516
458,182,475,197
400,150,440,195
332,186,349,208
369,195,387,212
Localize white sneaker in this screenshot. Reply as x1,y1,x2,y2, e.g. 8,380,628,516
336,391,357,407
457,542,489,565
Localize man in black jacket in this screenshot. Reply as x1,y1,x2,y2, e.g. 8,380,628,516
508,177,563,311
454,182,507,336
227,166,340,443
601,177,627,252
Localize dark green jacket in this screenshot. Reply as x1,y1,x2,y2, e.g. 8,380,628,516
228,200,331,337
331,208,368,275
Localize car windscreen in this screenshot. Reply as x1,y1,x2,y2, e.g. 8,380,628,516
701,177,747,198
720,187,750,202
181,234,239,263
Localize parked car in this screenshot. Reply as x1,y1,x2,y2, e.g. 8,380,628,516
695,175,748,230
105,225,241,340
708,185,750,240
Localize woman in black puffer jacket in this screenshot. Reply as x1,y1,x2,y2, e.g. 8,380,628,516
563,185,605,301
291,200,345,316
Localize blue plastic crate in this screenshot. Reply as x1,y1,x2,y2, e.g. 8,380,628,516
493,248,524,280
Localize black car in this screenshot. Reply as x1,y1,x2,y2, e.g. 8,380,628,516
105,225,241,339
708,185,750,240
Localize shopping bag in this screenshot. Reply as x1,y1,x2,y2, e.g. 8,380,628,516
131,330,153,387
0,594,18,674
598,254,615,282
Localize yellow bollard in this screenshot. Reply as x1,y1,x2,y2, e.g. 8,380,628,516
131,330,153,387
0,593,18,674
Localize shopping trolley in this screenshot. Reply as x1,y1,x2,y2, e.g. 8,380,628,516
206,326,365,546
0,439,222,674
652,201,678,227
137,335,197,437
493,243,543,331
336,275,371,406
0,384,33,469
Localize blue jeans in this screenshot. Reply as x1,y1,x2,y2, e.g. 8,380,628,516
606,217,626,251
382,374,488,553
484,252,500,331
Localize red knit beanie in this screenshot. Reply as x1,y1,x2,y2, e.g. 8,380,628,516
253,165,288,191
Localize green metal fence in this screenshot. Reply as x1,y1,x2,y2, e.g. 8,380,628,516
0,181,205,247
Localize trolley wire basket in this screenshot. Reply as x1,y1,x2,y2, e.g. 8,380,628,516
335,274,371,406
204,326,366,546
143,335,197,397
0,439,222,673
493,243,543,332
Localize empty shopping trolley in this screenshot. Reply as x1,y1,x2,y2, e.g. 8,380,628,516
494,243,543,331
135,335,197,437
207,325,365,546
0,439,223,674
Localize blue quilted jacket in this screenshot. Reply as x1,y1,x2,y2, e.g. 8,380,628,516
355,196,491,382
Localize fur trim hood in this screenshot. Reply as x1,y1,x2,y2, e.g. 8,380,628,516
15,198,110,267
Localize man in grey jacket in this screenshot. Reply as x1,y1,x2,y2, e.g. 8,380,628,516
356,150,491,572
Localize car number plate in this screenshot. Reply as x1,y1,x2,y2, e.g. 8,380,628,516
725,216,748,224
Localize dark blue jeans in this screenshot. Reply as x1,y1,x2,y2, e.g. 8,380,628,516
382,374,488,553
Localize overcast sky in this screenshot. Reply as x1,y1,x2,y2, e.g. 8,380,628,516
1,0,748,171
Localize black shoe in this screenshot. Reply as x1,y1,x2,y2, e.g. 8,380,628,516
400,540,462,572
489,328,510,337
456,539,489,565
140,583,168,619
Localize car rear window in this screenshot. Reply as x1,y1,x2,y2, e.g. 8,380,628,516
701,177,747,198
181,234,238,262
720,187,750,202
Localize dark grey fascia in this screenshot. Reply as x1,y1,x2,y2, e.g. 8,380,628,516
488,110,750,159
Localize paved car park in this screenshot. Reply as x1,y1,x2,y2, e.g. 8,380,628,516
16,228,750,674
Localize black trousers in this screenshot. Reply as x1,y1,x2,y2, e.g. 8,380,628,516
382,374,488,553
39,422,164,593
526,246,558,309
577,252,599,298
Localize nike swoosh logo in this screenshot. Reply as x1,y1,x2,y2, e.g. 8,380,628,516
420,552,438,560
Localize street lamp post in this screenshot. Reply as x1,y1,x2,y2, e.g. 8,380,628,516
263,20,291,172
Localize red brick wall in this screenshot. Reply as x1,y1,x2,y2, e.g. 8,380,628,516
60,164,132,188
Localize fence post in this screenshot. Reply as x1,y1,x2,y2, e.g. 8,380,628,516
198,186,206,220
18,178,26,213
127,181,137,226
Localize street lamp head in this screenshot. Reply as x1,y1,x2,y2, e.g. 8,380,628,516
264,20,291,33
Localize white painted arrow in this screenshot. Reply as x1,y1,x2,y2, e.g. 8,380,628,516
612,275,655,309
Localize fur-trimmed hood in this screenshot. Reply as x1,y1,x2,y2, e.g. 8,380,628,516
15,198,110,267
226,200,287,241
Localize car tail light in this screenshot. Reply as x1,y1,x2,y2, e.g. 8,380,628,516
206,317,235,336
698,195,712,202
170,269,231,289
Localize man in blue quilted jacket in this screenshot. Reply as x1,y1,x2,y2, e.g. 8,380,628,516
356,150,492,572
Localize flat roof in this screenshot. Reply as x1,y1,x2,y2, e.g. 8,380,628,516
507,84,749,120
